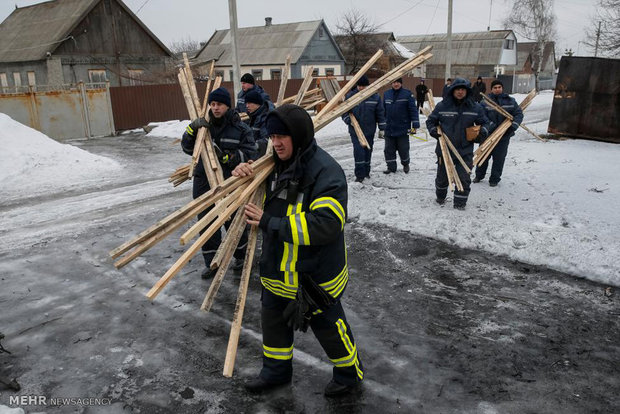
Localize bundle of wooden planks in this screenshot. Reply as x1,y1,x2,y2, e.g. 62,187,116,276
111,46,433,377
473,88,538,167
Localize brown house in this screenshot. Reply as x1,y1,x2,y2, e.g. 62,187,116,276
0,0,174,90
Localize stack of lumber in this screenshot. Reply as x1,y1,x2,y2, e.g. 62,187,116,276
474,88,538,167
111,46,433,377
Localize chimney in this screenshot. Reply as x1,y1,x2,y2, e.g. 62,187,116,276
265,17,272,27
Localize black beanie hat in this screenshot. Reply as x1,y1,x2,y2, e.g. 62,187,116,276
240,73,255,84
491,79,503,88
477,76,483,81
393,78,403,84
208,87,231,107
245,89,263,105
266,114,290,136
357,75,370,86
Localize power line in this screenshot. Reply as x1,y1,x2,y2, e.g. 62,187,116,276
425,0,441,34
135,0,152,14
377,0,425,28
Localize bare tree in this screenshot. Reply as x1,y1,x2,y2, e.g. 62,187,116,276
168,37,204,57
503,0,557,90
334,9,381,75
584,0,620,57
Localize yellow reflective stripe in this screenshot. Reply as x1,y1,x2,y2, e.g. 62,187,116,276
263,344,294,360
260,277,297,299
330,348,358,367
289,211,310,246
186,125,194,135
280,204,295,272
335,319,364,380
319,265,347,295
330,270,349,298
310,197,345,229
290,213,300,245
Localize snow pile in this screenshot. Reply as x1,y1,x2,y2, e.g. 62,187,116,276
316,91,620,287
145,120,188,139
0,113,122,200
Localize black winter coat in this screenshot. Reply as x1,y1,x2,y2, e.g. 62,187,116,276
181,109,257,196
235,85,274,114
426,79,490,156
481,92,524,141
258,105,349,302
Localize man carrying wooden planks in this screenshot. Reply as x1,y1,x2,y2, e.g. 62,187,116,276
473,79,523,187
244,89,273,156
341,75,386,183
426,78,490,210
232,104,364,397
182,87,258,279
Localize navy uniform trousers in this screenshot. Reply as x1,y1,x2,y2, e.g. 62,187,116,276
384,134,410,172
435,153,473,207
475,136,510,184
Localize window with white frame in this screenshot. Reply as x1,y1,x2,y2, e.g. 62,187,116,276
128,69,144,86
251,69,263,81
0,73,8,88
13,72,22,86
270,69,281,80
325,68,334,76
88,69,107,83
27,71,36,86
504,39,515,50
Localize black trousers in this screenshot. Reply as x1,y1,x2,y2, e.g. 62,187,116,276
475,137,510,184
193,172,248,267
435,152,473,207
384,134,410,172
259,290,364,386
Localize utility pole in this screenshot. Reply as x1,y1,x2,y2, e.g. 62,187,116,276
445,0,453,81
487,0,493,31
594,21,601,57
228,0,241,102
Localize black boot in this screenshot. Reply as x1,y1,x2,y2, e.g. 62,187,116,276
324,379,359,397
201,267,217,280
403,164,410,174
244,376,290,394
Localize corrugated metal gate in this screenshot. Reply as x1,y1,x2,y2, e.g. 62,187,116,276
0,83,115,140
549,56,620,143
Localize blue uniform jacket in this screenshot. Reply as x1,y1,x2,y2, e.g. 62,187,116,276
235,85,274,114
341,89,386,138
426,78,490,156
481,93,524,140
383,87,419,137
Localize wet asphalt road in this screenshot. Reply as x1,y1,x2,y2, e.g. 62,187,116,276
0,133,618,413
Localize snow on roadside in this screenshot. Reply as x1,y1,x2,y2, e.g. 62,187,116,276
0,113,122,200
145,120,188,139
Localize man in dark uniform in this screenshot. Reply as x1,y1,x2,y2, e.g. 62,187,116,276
474,79,523,187
182,87,258,279
235,73,274,114
415,79,428,114
244,89,272,156
426,78,490,210
341,75,386,183
382,78,419,174
232,104,364,397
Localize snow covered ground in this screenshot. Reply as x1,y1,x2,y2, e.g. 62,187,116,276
1,91,618,287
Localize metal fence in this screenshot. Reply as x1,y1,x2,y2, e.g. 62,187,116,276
0,82,115,140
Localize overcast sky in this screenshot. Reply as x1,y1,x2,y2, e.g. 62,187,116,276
1,0,598,57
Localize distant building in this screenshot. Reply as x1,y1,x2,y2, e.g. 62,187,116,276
397,30,518,79
334,32,424,77
0,0,174,90
506,41,557,91
194,18,345,81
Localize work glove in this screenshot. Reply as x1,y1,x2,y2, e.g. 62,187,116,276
510,122,520,132
185,117,209,137
408,128,417,135
429,127,441,139
283,286,311,332
213,143,238,166
378,130,385,139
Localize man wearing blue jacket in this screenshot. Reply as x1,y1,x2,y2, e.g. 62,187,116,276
342,75,386,182
245,89,272,156
382,78,419,174
236,73,274,114
474,79,523,187
426,78,490,210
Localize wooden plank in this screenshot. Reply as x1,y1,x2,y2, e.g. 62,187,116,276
202,60,216,114
276,55,291,106
293,66,314,106
315,49,384,120
480,93,545,142
222,184,265,377
348,113,370,149
178,70,197,120
183,53,201,113
145,164,274,300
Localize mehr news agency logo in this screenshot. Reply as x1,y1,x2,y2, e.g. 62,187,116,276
9,395,112,407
